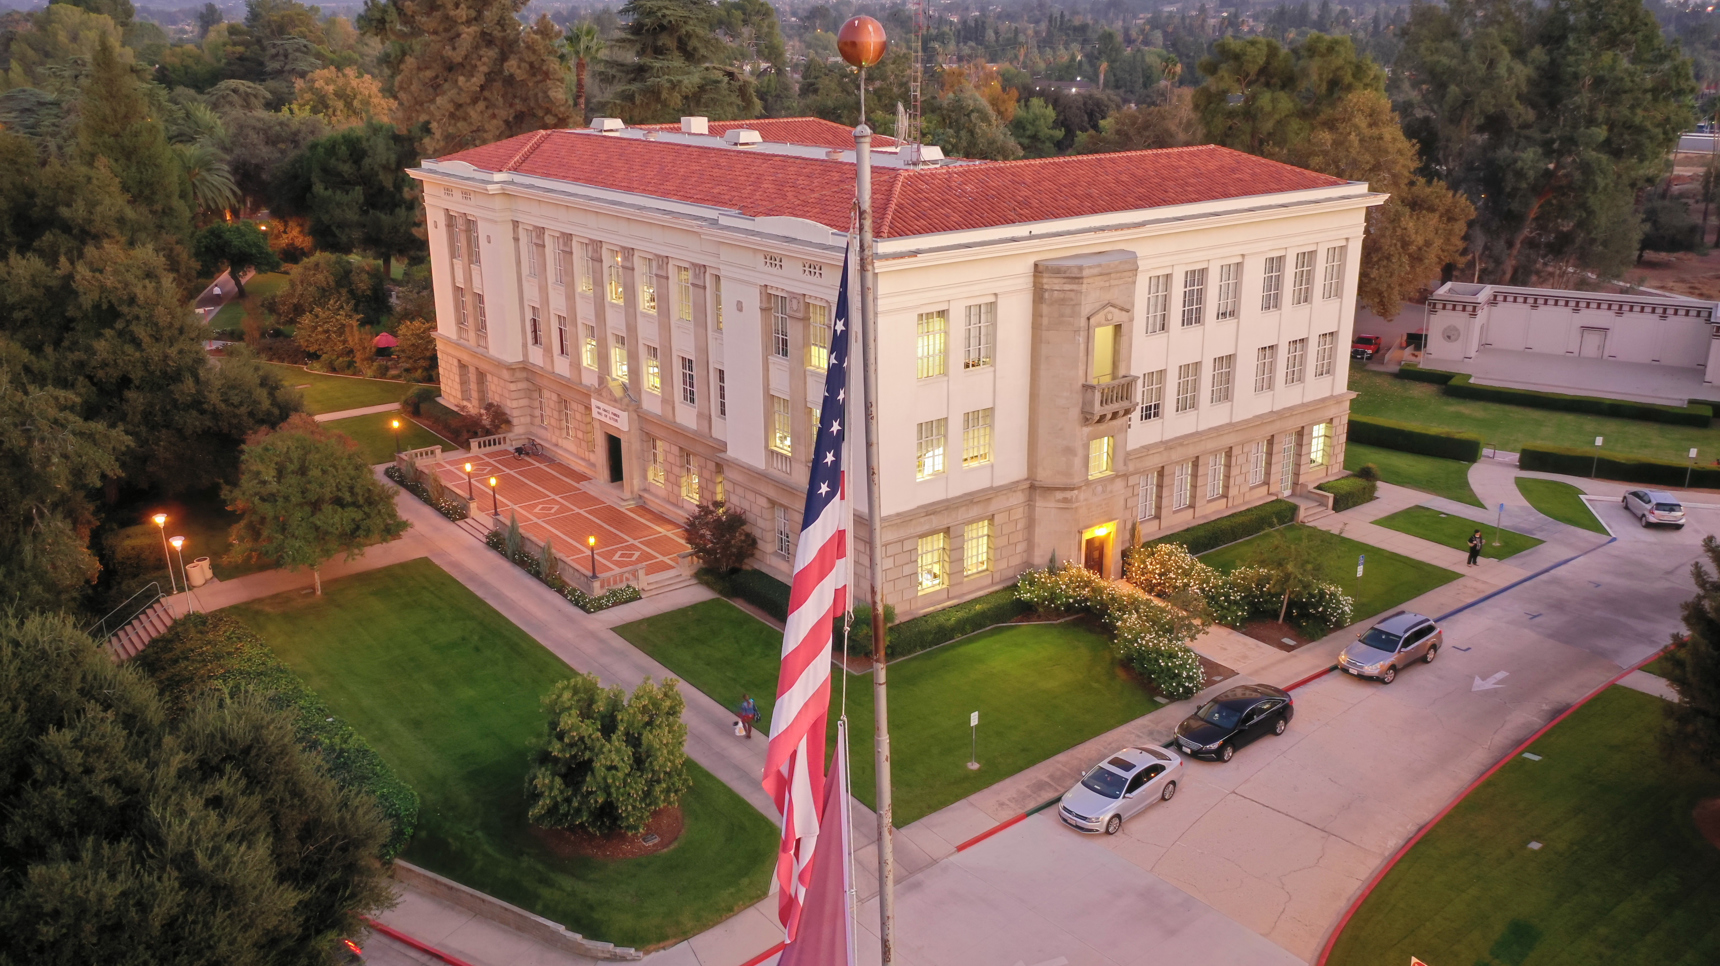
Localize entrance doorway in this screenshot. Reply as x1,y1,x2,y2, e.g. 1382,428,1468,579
605,433,624,484
1080,523,1116,579
1578,327,1608,359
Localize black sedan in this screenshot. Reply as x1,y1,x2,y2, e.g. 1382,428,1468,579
1173,685,1294,762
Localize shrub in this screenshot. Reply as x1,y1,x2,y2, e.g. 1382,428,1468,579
364,361,389,379
1347,415,1483,462
1395,363,1459,385
684,501,758,573
837,602,896,658
1317,475,1378,511
1353,463,1380,481
1124,542,1218,598
526,673,692,836
254,336,307,364
1015,564,1208,698
1017,563,1109,616
855,587,1029,660
1116,639,1207,700
401,385,439,415
1288,582,1355,633
718,567,793,621
1138,499,1298,556
483,527,643,613
1442,374,1711,427
1518,445,1720,488
384,464,468,521
135,612,420,858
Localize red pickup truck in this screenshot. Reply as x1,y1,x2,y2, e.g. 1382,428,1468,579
1351,334,1383,360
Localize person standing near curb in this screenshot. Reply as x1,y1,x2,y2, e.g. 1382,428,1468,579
1467,530,1484,567
737,693,758,738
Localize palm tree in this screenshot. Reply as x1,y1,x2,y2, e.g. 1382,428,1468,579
563,22,604,124
175,141,241,216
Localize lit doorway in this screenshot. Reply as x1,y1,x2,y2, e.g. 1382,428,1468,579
1081,522,1116,579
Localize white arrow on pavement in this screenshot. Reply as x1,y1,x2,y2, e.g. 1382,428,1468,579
1472,671,1509,691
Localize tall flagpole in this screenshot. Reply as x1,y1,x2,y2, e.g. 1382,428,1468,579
837,15,893,965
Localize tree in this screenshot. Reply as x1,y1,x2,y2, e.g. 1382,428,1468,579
2,3,127,93
1073,87,1205,154
173,140,242,215
197,1,223,38
227,413,406,594
601,0,760,123
265,252,387,327
273,122,421,277
683,500,757,572
563,22,604,123
1663,536,1720,766
927,86,1022,161
394,317,438,380
1246,530,1325,624
0,611,395,965
1008,96,1064,158
525,672,693,836
76,35,192,243
371,0,573,156
1639,195,1704,259
193,221,280,295
288,65,398,128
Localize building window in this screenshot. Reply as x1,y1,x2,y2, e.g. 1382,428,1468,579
714,468,726,503
526,229,540,277
1249,439,1267,485
714,276,723,330
1140,369,1165,420
1210,354,1234,404
556,314,568,356
1088,436,1114,479
454,286,468,333
915,418,947,479
645,345,661,394
1207,450,1228,500
578,242,592,293
638,257,658,313
1215,262,1241,321
1175,361,1200,413
775,506,792,559
611,334,629,381
1285,337,1307,385
807,301,830,371
962,408,993,466
1279,432,1297,494
717,368,727,418
644,438,664,486
1145,273,1171,334
474,293,487,334
916,310,947,378
963,519,993,576
1310,422,1332,466
553,235,567,285
458,361,471,400
1254,345,1277,393
771,294,790,358
1138,470,1159,520
475,370,489,407
681,452,700,503
528,306,541,347
1314,332,1336,377
679,356,696,405
1172,460,1193,509
558,396,572,439
606,250,624,303
770,395,792,455
806,405,821,448
582,324,597,369
533,387,546,426
1291,250,1315,305
1181,268,1207,327
1322,246,1346,300
1260,255,1284,311
676,266,692,321
917,532,948,593
964,302,995,368
466,219,479,265
764,253,784,271
449,215,462,260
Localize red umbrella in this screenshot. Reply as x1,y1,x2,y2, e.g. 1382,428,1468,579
373,332,399,348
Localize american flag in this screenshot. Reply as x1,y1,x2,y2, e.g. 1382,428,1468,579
762,251,852,941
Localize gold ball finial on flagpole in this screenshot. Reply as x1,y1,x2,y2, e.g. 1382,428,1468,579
837,16,886,69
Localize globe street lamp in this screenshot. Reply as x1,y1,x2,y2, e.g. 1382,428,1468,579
152,513,178,595
391,418,402,454
464,462,475,500
587,535,598,579
488,476,499,517
169,535,189,611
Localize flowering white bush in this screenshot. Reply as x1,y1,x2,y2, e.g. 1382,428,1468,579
1123,543,1216,598
1288,582,1354,633
1118,640,1206,700
1016,564,1208,698
1016,563,1107,616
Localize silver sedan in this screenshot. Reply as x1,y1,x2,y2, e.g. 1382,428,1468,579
1058,745,1184,835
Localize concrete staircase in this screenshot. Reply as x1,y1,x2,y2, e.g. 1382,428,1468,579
1287,493,1333,524
103,598,177,662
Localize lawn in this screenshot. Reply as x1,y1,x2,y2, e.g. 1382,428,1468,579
1372,506,1544,560
1515,478,1608,534
1346,441,1483,506
616,599,1163,825
265,362,423,414
1326,686,1720,966
208,271,290,334
1350,367,1720,462
1199,524,1461,622
322,412,451,464
231,560,777,950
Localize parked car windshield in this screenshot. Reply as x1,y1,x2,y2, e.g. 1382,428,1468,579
1358,628,1402,653
1655,503,1683,513
1195,701,1243,729
1081,765,1128,799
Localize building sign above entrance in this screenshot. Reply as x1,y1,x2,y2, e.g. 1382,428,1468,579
592,399,629,432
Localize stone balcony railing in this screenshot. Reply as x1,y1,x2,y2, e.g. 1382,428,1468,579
1081,374,1139,425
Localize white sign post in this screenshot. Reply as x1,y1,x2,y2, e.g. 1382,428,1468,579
968,711,980,770
1592,436,1603,478
1689,447,1699,489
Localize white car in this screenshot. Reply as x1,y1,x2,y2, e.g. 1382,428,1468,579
1622,489,1686,529
1058,745,1183,834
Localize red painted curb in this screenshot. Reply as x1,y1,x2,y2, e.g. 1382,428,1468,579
955,810,1030,852
1313,648,1667,966
738,940,786,966
362,917,480,966
1283,664,1339,692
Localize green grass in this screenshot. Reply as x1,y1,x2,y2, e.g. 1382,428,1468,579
322,413,451,464
1346,441,1483,506
616,599,1162,825
265,362,422,414
1327,686,1720,966
230,560,776,950
206,271,290,334
1199,524,1461,622
1350,367,1720,462
1515,478,1608,534
1372,506,1544,560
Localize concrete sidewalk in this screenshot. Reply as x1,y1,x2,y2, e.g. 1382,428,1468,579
315,402,405,422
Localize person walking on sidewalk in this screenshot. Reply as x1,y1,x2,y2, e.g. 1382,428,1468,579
1466,530,1484,566
737,694,759,738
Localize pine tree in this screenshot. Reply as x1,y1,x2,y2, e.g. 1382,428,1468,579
601,0,760,123
76,35,192,242
1664,537,1720,767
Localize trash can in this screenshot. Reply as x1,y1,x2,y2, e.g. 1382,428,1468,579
186,557,213,588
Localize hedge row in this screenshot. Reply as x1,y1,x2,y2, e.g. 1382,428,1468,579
484,528,643,612
1519,445,1720,488
384,464,469,521
134,612,421,859
697,567,793,622
1397,365,1712,427
1348,415,1484,462
1143,499,1299,556
1317,475,1379,511
841,586,1031,660
1396,363,1459,385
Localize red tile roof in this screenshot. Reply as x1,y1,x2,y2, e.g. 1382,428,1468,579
437,126,1352,239
632,117,898,149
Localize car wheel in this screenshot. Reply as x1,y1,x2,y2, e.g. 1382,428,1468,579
1219,743,1235,762
1105,814,1122,835
1424,644,1438,664
1641,514,1651,528
1162,780,1177,802
1273,716,1288,736
1381,666,1397,684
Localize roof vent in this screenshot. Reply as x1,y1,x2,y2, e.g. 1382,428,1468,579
825,149,843,161
723,128,763,147
680,116,709,135
900,143,945,167
589,117,624,133
642,130,657,140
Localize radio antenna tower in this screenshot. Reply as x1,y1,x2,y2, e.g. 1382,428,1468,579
908,0,924,145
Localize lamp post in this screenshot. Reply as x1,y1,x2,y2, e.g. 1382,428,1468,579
169,536,189,612
464,462,475,500
587,535,598,579
488,476,499,517
152,513,178,596
391,418,402,454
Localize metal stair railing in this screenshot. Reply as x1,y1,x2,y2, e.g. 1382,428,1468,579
85,582,165,644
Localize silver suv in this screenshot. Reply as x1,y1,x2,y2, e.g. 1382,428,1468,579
1622,489,1685,529
1339,611,1442,684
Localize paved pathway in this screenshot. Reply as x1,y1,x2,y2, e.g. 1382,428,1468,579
315,402,405,423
